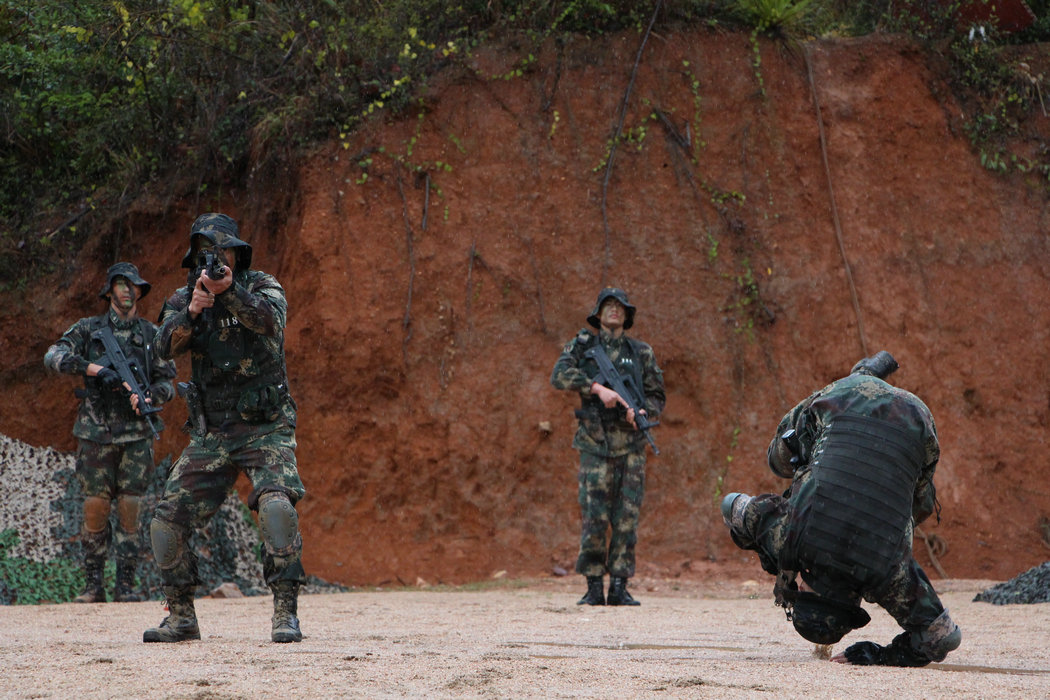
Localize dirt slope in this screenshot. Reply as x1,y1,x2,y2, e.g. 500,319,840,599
2,29,1048,588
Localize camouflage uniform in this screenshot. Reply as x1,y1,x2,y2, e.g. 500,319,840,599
726,360,961,666
43,267,176,602
550,289,665,594
145,213,305,644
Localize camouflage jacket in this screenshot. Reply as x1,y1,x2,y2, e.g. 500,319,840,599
767,373,940,524
44,308,176,443
551,328,665,457
156,268,296,427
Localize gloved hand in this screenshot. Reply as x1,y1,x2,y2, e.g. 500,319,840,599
96,367,123,390
838,633,931,667
58,356,82,374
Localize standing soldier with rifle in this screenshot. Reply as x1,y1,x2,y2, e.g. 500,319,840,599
44,262,176,603
144,213,307,644
551,287,665,606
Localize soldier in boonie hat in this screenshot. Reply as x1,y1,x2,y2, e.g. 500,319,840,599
180,213,253,272
43,259,176,604
98,261,151,301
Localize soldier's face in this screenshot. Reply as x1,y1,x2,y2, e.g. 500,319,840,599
110,278,138,311
599,299,626,331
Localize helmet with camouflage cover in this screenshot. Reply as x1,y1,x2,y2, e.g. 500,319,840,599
587,287,636,330
98,261,151,299
180,213,253,270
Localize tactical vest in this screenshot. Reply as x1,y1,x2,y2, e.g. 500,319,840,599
787,413,925,589
192,299,288,421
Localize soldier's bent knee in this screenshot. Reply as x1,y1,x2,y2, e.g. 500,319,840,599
916,609,962,662
83,496,111,533
258,491,300,558
150,517,184,570
116,495,141,534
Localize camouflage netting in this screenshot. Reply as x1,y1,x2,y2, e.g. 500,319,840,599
0,433,345,604
973,562,1050,605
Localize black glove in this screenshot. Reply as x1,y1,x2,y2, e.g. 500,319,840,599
96,367,123,390
58,355,83,374
842,633,931,667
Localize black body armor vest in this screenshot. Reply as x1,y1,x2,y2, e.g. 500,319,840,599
789,413,926,589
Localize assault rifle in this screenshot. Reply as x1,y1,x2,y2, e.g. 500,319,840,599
198,250,226,282
192,250,226,325
91,326,161,440
584,344,660,455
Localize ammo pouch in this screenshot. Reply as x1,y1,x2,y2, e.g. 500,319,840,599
200,383,286,426
235,384,287,424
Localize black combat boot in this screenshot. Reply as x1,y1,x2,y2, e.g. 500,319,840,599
577,576,605,606
271,581,303,643
73,558,106,603
607,577,641,606
113,559,142,603
143,586,200,643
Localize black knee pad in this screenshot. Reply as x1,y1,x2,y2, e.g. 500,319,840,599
258,492,301,558
150,518,184,571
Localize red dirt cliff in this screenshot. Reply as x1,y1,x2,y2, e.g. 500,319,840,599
2,30,1048,587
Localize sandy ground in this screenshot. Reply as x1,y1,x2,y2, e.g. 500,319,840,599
2,577,1049,699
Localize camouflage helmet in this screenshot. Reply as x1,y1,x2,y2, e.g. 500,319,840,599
790,591,871,645
586,287,636,330
180,213,252,270
851,350,899,380
98,261,151,299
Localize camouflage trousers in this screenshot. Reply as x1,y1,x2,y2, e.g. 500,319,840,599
739,493,948,637
575,449,646,578
75,438,155,562
152,420,306,588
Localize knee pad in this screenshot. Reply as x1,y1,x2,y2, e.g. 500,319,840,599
83,496,111,533
258,492,300,557
116,495,141,535
150,518,184,571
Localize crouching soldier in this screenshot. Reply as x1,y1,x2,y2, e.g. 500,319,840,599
721,351,961,666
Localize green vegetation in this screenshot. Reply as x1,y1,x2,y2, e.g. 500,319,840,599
3,0,1050,285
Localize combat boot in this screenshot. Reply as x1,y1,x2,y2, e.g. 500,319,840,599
607,577,641,606
143,586,200,643
271,580,302,643
577,576,605,606
113,559,142,603
73,559,105,603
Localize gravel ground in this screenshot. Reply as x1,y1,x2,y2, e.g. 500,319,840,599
2,577,1048,699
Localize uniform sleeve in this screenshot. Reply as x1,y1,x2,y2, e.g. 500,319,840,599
155,289,194,359
219,273,286,336
912,408,940,524
146,322,177,405
43,320,91,375
766,399,808,477
550,335,594,394
638,343,665,419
